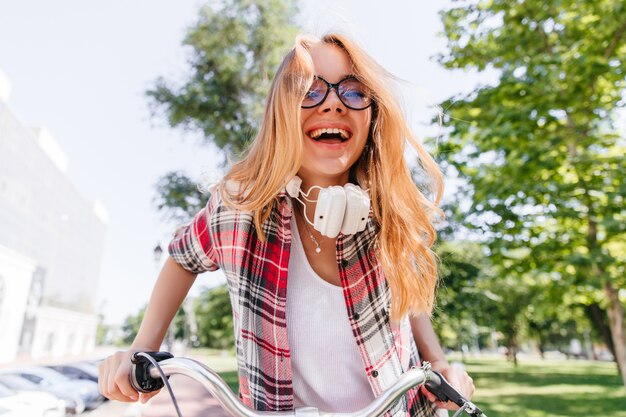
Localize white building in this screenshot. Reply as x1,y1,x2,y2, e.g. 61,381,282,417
0,71,107,363
0,246,36,363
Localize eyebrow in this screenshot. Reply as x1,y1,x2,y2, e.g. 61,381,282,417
315,74,358,82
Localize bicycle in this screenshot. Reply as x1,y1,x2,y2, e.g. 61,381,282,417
129,351,487,417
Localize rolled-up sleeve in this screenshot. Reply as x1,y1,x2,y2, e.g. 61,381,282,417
168,197,220,274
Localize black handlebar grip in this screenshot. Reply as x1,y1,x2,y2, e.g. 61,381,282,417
130,351,174,393
425,370,485,417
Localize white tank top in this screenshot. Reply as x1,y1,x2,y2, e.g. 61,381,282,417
286,216,375,412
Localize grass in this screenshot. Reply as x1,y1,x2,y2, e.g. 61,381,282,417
459,356,626,417
188,349,626,416
188,348,239,393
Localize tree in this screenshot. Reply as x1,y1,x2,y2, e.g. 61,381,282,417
154,171,209,224
147,0,300,220
433,241,489,352
525,281,589,357
436,0,626,384
95,313,110,346
194,285,234,350
121,306,146,346
120,305,188,348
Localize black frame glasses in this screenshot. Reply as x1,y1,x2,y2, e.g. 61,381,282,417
301,76,374,110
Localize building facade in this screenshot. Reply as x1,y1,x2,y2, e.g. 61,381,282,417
0,73,106,362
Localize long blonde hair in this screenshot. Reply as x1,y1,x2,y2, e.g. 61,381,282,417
221,33,443,320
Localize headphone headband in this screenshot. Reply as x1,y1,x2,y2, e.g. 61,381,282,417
286,176,370,237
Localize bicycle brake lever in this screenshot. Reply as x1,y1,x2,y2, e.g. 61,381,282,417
424,370,486,417
130,351,174,393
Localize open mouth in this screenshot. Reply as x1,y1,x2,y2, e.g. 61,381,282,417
308,127,352,143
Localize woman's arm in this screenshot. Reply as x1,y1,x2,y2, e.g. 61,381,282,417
410,314,475,409
98,257,197,403
131,256,197,350
410,313,448,370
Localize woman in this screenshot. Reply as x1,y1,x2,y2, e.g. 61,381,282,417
98,33,474,416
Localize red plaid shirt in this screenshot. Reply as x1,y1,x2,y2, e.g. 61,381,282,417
168,186,436,417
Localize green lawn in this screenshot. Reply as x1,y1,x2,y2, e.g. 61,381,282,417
461,357,626,417
192,350,626,416
189,349,239,393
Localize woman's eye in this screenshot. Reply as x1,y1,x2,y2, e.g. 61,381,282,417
306,89,322,99
343,89,366,98
340,79,369,100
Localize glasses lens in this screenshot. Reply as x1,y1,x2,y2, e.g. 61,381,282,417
338,78,372,110
302,78,328,108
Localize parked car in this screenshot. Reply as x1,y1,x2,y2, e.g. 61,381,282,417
0,383,65,417
0,373,85,415
0,368,94,414
48,362,99,383
18,366,104,409
0,404,36,417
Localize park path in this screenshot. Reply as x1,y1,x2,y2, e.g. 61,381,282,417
140,374,230,417
82,375,230,417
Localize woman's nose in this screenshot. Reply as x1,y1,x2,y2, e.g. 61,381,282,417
318,88,346,114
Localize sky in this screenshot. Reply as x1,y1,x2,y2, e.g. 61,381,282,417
0,1,492,325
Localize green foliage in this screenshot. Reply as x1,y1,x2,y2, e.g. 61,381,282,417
437,0,625,283
435,0,626,369
148,0,299,223
172,304,188,340
121,306,146,346
154,171,210,223
146,0,299,157
95,314,110,345
195,285,235,350
121,305,188,347
434,241,489,349
95,323,108,345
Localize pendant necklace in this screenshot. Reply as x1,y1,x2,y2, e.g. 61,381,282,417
299,207,323,254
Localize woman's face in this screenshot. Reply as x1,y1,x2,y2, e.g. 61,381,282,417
298,43,372,187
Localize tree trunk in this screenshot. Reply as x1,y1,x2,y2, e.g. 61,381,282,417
507,331,519,367
512,344,518,367
536,331,546,360
586,302,617,366
604,281,626,387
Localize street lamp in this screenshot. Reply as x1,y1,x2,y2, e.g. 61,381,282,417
183,297,199,350
153,244,163,265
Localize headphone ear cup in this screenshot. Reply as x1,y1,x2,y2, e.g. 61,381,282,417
313,186,346,238
286,176,302,198
341,184,370,235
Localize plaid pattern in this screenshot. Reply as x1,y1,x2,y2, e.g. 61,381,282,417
169,187,437,417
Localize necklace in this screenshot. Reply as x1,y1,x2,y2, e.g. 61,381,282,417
299,208,323,254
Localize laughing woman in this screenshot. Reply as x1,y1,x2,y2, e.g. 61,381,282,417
98,33,474,416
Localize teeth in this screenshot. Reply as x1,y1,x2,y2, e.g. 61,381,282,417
310,128,350,139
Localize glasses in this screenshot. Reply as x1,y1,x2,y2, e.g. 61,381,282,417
301,76,374,110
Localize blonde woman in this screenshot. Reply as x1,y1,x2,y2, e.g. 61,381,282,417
98,33,474,416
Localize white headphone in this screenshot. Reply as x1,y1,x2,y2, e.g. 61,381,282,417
286,176,370,238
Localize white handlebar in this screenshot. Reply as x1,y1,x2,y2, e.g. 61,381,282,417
141,356,432,417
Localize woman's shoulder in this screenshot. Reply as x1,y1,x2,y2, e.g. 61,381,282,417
204,180,255,215
223,179,249,199
204,178,288,223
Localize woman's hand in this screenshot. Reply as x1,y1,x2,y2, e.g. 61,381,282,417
98,349,161,404
421,360,475,410
98,258,196,404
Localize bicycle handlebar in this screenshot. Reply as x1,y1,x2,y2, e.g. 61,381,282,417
130,351,486,417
